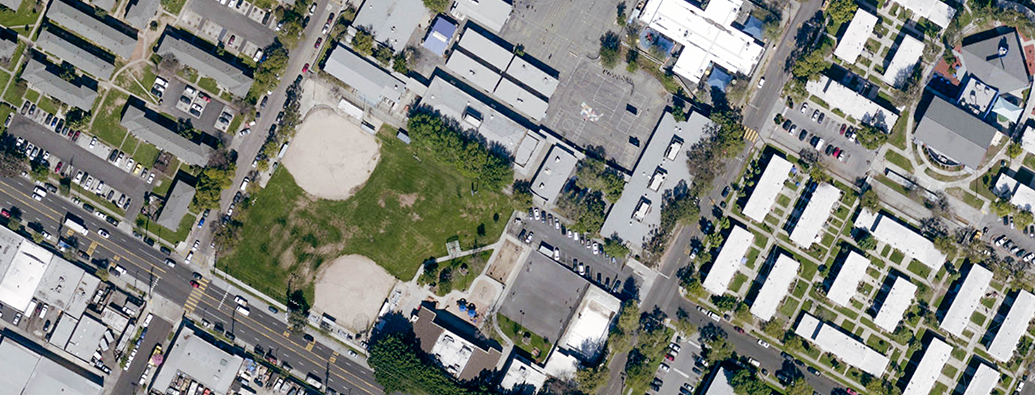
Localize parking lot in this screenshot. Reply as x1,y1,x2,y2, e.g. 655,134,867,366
182,0,275,58
655,334,705,395
768,100,877,182
157,77,231,138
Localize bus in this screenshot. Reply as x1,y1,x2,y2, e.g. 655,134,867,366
63,214,88,235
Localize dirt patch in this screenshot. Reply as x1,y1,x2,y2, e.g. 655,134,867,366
487,240,522,283
313,255,398,332
398,193,419,207
282,107,381,200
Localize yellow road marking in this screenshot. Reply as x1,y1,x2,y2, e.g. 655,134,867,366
113,255,120,261
283,330,291,337
743,127,759,142
329,354,336,364
86,241,98,255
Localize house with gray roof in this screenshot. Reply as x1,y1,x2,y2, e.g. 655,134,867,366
155,34,253,97
46,0,137,59
0,30,16,63
353,0,425,49
35,29,114,79
120,105,215,166
960,28,1031,94
914,95,1002,170
324,44,405,106
21,58,97,110
157,180,195,230
123,0,160,30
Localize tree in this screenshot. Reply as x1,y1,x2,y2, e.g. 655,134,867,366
625,48,639,72
1017,210,1034,229
791,49,828,80
855,124,888,150
857,231,877,250
0,149,26,178
860,189,880,211
1008,142,1023,159
29,161,49,182
730,369,769,395
763,19,781,42
711,294,738,311
351,29,375,56
192,151,237,210
786,378,814,395
574,365,609,394
733,302,752,323
373,45,393,66
602,234,630,258
992,198,1015,217
251,41,289,100
760,318,784,339
827,0,858,25
392,51,410,74
422,0,449,13
275,7,305,48
599,31,621,69
616,1,627,26
368,332,484,394
64,108,91,129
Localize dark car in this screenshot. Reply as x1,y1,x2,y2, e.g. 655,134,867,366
226,331,235,341
807,366,821,376
268,305,279,314
798,129,808,141
782,120,792,130
721,186,730,197
303,333,315,342
192,272,203,280
824,145,834,155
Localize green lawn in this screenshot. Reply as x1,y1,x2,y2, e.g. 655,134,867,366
866,334,892,353
120,135,139,156
889,250,905,264
136,212,196,245
220,131,515,304
198,77,219,94
889,110,909,150
113,72,151,102
498,313,552,364
792,280,808,298
778,297,799,318
23,88,38,103
132,142,161,167
92,91,130,147
161,0,187,15
0,69,11,101
36,95,59,114
884,150,914,173
4,79,26,107
729,272,749,293
0,0,40,29
907,259,932,278
421,250,492,296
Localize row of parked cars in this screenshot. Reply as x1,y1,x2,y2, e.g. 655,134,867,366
993,235,1035,262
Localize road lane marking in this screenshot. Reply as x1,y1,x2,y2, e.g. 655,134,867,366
305,341,314,351
329,354,336,364
86,241,98,255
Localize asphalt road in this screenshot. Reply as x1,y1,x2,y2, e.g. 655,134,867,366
112,316,173,395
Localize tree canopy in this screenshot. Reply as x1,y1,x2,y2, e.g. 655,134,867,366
599,31,621,69
827,0,859,26
369,332,489,395
407,110,514,191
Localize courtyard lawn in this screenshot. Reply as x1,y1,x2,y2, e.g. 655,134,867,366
498,313,552,364
135,212,196,245
0,0,39,29
132,142,161,167
36,95,59,114
91,91,130,147
220,133,515,304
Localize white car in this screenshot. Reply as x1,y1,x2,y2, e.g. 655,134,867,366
757,339,770,348
89,137,96,148
757,77,765,88
98,229,110,238
234,295,248,306
192,239,201,251
73,171,84,184
147,172,155,184
185,251,194,264
236,305,250,316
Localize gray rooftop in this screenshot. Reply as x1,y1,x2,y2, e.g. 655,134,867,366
152,328,244,394
446,50,502,93
961,29,1031,93
353,0,425,49
0,337,102,395
123,0,160,30
64,314,106,362
0,0,20,12
505,56,557,98
46,0,137,59
0,33,16,63
530,144,578,203
457,28,513,70
34,256,98,319
914,95,1000,169
157,180,196,230
36,29,115,79
324,44,405,105
499,252,590,343
92,0,115,12
120,105,215,166
449,0,512,33
21,58,98,110
421,76,533,156
156,34,253,97
493,77,548,120
601,111,709,247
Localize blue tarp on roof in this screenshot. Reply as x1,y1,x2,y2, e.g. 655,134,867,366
743,16,764,41
708,67,732,92
423,17,458,57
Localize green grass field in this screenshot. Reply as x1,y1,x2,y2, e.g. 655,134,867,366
0,0,39,29
3,79,25,108
136,212,196,245
198,77,218,94
220,133,515,303
92,91,129,147
132,142,161,167
36,95,59,114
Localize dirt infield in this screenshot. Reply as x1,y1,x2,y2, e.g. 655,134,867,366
281,107,380,200
313,254,397,331
487,239,522,283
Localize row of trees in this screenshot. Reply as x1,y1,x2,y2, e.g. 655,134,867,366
369,332,492,395
191,149,237,210
407,110,514,191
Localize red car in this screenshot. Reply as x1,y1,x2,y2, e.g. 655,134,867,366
664,353,675,361
55,162,62,172
302,63,310,73
733,326,745,334
832,147,841,157
0,209,9,218
839,124,846,135
314,37,323,48
189,280,200,288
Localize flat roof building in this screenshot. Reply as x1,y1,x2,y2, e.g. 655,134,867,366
743,155,793,223
913,94,1002,171
499,354,547,395
457,28,513,70
828,251,871,307
63,314,107,362
703,225,754,295
123,0,161,30
325,44,405,106
940,264,993,337
993,173,1035,212
156,34,254,98
446,49,502,93
505,56,558,98
422,16,458,57
855,210,947,270
750,254,799,321
493,77,548,121
881,34,925,88
601,111,709,248
413,302,503,381
962,363,1000,395
0,235,51,312
639,0,764,83
988,290,1035,362
806,75,899,131
157,180,197,230
559,286,621,360
35,29,115,79
892,0,955,28
874,276,917,332
450,0,512,33
795,313,889,376
499,252,590,345
46,0,137,59
789,183,842,248
120,104,214,166
34,256,100,318
0,335,103,395
151,327,245,394
834,10,878,63
960,28,1031,93
903,337,953,395
353,0,425,48
21,58,97,110
529,144,578,203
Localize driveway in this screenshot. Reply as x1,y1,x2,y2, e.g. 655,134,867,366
187,0,276,51
772,101,877,182
156,78,230,138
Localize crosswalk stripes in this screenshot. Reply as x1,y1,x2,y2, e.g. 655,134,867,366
743,127,759,142
329,351,338,364
183,278,210,314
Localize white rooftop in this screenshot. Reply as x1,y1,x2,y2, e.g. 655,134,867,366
988,290,1035,362
806,75,899,131
449,0,512,33
703,226,754,295
834,9,878,62
795,313,889,376
493,77,549,120
903,337,953,395
457,28,513,70
893,0,955,27
789,183,842,248
828,251,871,307
152,328,245,394
561,286,621,359
940,264,992,337
743,155,793,223
639,0,764,82
446,50,502,93
432,332,476,377
963,363,1000,395
35,256,99,319
506,56,558,98
874,276,917,332
855,210,946,269
993,173,1035,212
750,255,799,321
0,336,102,395
1021,126,1035,155
63,314,107,362
530,144,578,203
0,241,51,312
499,355,547,394
881,34,925,88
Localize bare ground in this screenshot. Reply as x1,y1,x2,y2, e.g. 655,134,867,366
281,107,381,200
313,254,398,332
